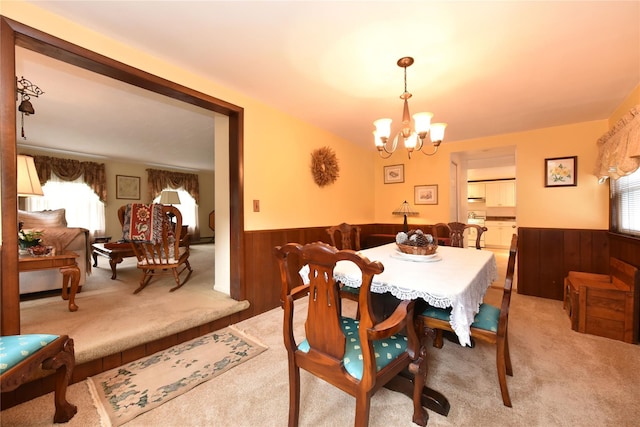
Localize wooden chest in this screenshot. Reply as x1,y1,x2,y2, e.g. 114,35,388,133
564,258,639,344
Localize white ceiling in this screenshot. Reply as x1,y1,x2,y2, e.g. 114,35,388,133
15,1,640,172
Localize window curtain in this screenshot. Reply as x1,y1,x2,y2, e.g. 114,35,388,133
146,168,200,204
594,105,640,182
31,155,107,202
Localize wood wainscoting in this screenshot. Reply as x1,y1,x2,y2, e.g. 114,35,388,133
243,223,433,318
518,227,640,300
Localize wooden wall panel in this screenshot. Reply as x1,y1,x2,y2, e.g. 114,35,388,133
245,225,639,319
518,227,611,300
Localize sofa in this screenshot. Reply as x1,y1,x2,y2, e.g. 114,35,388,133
18,209,91,294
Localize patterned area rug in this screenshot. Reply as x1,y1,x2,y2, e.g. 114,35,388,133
87,326,267,426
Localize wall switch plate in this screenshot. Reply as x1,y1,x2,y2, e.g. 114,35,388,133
253,200,260,212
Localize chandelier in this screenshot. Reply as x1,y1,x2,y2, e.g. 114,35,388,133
373,57,446,159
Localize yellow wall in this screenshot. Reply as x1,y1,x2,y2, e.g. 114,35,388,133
375,119,610,230
1,2,374,233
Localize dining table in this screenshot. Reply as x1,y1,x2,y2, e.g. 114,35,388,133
330,242,499,416
334,242,498,347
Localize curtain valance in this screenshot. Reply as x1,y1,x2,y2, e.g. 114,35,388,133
31,155,107,203
146,168,200,204
594,104,640,181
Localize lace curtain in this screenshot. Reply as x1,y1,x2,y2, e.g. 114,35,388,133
31,155,107,202
594,105,640,181
147,168,200,204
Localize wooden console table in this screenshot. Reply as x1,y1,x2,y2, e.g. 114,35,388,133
19,251,81,312
92,242,136,280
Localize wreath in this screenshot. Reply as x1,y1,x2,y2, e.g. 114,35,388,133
311,146,340,187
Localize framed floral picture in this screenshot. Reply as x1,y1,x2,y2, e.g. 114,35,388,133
414,184,438,205
384,164,404,184
116,175,140,199
545,156,577,187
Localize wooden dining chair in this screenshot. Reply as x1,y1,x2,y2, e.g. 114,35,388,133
326,223,363,306
418,234,518,407
431,223,451,246
118,204,193,294
326,222,361,250
0,334,77,423
274,242,427,427
447,222,487,249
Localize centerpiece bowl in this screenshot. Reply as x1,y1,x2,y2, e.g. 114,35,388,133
396,242,438,256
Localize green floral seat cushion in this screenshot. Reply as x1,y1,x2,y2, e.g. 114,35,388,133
0,334,59,374
298,317,408,380
421,303,500,332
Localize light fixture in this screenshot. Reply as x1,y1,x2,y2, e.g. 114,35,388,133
159,190,181,223
373,57,447,159
159,190,181,205
392,200,418,233
16,76,44,140
17,154,44,196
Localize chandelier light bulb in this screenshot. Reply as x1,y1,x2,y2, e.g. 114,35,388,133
373,57,445,158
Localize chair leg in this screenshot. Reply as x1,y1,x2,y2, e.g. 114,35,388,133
134,271,153,294
288,361,300,427
41,337,77,423
354,390,371,427
496,336,512,407
432,329,444,348
504,332,513,377
409,346,428,427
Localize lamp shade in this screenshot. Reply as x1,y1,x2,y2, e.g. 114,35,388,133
159,190,181,205
392,200,418,216
17,155,44,196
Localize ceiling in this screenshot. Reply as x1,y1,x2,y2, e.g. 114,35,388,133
14,1,640,172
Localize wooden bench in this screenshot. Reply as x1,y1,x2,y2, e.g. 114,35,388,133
564,257,639,343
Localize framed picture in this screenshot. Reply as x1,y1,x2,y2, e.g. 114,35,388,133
383,164,404,184
414,184,438,205
116,175,140,199
545,156,577,187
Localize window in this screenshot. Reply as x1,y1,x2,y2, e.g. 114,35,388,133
610,168,640,237
25,174,106,237
153,188,198,234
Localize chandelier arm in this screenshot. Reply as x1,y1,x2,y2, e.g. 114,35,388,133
418,144,440,156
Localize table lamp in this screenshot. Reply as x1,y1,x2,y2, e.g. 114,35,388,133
17,154,44,196
392,200,418,233
159,190,181,223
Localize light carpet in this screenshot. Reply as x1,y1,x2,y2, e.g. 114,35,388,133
87,326,267,427
17,244,250,365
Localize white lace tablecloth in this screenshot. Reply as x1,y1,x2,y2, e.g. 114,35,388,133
332,243,498,347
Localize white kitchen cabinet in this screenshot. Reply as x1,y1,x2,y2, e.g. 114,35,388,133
485,180,515,207
484,221,517,248
468,182,486,199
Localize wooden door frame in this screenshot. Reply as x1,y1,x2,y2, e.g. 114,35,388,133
0,16,245,334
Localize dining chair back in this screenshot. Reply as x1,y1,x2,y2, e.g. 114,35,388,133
326,222,362,250
273,241,427,427
447,222,487,249
419,234,518,407
431,223,451,246
118,204,193,294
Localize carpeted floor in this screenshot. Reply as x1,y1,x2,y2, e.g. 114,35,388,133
3,247,639,426
17,244,249,364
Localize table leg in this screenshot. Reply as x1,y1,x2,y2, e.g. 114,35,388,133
385,370,451,416
109,255,124,280
92,251,98,267
60,265,80,312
